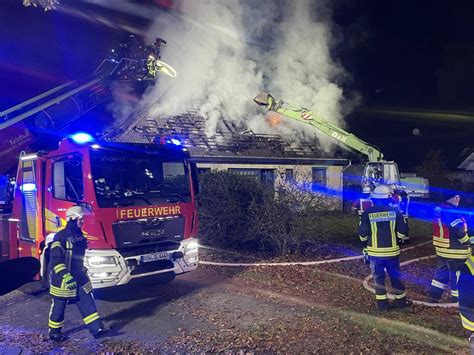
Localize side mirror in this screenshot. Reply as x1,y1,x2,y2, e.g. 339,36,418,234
0,175,14,211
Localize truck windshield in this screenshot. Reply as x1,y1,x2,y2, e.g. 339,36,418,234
90,149,191,208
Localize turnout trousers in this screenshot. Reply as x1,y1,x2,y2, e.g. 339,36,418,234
427,257,466,302
370,256,407,310
48,286,102,334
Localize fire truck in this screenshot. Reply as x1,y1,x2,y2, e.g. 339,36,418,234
0,37,198,289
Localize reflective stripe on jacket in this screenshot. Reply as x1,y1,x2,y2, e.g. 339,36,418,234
458,256,474,331
49,227,91,299
358,203,409,258
432,202,471,259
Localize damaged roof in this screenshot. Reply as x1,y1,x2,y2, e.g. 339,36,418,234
105,113,358,164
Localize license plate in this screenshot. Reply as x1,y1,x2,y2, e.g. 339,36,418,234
141,252,168,263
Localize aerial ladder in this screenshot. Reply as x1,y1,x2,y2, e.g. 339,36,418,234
253,92,409,214
0,35,176,175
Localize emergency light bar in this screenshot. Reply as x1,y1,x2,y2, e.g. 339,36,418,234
70,132,94,144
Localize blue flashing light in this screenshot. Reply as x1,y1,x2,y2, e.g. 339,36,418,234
70,132,94,144
20,183,37,192
171,138,182,146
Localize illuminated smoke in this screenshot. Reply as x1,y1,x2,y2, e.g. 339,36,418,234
114,0,358,150
143,0,263,136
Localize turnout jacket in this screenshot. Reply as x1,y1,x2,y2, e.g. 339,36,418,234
49,223,93,298
458,255,474,332
359,203,409,258
432,202,470,259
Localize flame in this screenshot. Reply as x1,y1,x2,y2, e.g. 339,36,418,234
266,113,282,126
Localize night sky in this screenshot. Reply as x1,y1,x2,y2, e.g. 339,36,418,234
1,0,473,170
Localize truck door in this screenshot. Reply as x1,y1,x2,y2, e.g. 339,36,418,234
45,154,85,234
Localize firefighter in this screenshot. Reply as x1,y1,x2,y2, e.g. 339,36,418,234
48,206,109,341
457,235,474,349
388,184,409,217
427,193,471,303
351,187,373,217
358,184,410,310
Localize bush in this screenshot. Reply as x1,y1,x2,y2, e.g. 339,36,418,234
197,171,263,250
197,171,342,255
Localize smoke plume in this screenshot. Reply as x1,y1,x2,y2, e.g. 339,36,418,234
118,0,358,151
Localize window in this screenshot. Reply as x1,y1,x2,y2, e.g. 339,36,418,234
285,169,294,183
229,168,261,182
261,169,275,187
163,161,189,191
90,150,191,207
229,168,276,187
53,156,84,201
312,167,327,192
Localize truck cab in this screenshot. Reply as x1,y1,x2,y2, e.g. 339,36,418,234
4,135,199,288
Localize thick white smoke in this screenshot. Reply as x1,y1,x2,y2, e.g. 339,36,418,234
112,0,358,151
143,0,264,136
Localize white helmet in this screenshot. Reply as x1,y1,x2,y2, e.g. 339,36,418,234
371,185,390,199
66,206,87,221
362,186,371,194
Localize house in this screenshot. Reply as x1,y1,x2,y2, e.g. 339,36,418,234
448,147,474,185
113,114,357,210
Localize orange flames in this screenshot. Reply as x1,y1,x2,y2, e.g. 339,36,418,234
266,113,282,127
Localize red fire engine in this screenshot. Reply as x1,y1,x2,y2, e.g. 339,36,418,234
0,133,199,288
0,36,199,289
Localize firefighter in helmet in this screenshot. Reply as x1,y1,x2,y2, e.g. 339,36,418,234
48,206,109,341
427,192,471,303
358,184,410,310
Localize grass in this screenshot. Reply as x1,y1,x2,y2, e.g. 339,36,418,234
408,218,432,241
314,210,432,244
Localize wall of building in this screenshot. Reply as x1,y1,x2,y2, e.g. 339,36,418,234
195,162,344,210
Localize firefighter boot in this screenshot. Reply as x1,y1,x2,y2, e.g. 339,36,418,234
393,298,413,309
93,324,111,339
376,299,391,311
49,329,68,342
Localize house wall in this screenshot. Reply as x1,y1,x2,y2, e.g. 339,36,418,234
447,171,474,184
195,162,344,210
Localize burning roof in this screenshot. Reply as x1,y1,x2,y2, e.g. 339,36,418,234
103,113,355,160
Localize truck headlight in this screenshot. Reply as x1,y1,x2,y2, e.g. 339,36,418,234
85,256,117,267
183,239,198,264
184,240,198,253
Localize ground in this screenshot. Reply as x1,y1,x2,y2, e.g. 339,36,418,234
0,233,471,353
